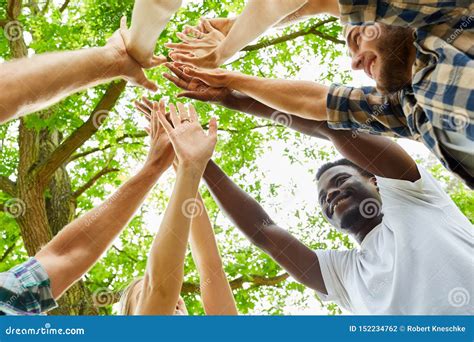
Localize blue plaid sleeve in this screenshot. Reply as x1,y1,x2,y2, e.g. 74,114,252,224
326,84,414,138
338,0,472,28
0,258,57,315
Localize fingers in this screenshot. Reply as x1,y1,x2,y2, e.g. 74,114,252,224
166,42,198,51
120,16,128,31
169,52,200,65
177,32,199,44
169,103,181,127
150,102,157,137
188,104,199,122
134,100,151,116
183,25,204,37
134,70,159,92
207,117,218,138
165,62,193,81
142,96,154,111
182,67,212,85
157,106,174,135
163,72,190,90
150,55,168,67
177,102,190,122
201,19,215,33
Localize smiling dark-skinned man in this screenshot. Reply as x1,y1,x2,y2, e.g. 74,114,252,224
157,67,473,314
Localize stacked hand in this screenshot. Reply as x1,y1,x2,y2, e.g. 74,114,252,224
163,63,232,102
107,17,167,91
166,19,231,68
138,98,218,170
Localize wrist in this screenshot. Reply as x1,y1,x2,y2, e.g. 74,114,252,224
100,45,127,78
178,160,208,175
141,160,166,179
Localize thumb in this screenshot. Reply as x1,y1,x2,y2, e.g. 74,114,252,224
138,76,159,92
120,16,128,31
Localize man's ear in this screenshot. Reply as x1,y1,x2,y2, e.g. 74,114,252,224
369,176,379,192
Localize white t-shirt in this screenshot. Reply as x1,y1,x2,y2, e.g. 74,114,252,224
315,166,474,315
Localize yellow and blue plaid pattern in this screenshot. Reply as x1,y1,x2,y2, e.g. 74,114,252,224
327,0,474,185
0,258,57,315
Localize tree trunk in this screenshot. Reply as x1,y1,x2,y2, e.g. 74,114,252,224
6,0,99,314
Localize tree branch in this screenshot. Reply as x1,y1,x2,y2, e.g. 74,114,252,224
181,273,289,294
0,19,7,28
41,0,51,15
242,17,343,52
108,273,289,305
0,236,19,262
59,0,71,13
0,176,16,196
68,132,148,163
69,124,274,163
32,80,127,190
73,166,120,198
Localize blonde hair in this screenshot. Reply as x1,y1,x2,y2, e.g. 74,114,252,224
119,278,143,315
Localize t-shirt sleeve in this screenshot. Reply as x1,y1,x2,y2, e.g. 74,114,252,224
376,164,453,207
0,258,57,315
314,249,354,311
338,0,470,28
326,84,412,138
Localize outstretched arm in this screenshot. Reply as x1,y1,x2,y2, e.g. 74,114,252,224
35,102,174,299
126,0,182,67
0,17,164,124
168,0,340,68
135,101,218,315
220,92,420,182
189,193,238,315
203,160,327,293
162,64,420,181
183,67,329,121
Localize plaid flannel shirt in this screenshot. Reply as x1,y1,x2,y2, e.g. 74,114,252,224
0,258,57,315
327,0,474,185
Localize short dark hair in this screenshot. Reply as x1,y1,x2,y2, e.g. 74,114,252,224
316,159,374,181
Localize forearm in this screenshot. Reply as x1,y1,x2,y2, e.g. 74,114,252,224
129,0,182,58
216,0,308,62
0,46,121,122
203,160,274,247
139,164,203,314
189,194,237,315
36,164,164,298
228,74,329,121
221,91,330,139
276,0,340,26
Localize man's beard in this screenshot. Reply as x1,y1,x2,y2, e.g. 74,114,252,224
375,25,415,94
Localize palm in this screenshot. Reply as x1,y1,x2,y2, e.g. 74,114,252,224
171,124,214,164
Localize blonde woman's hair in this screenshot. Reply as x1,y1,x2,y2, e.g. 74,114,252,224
119,277,143,315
